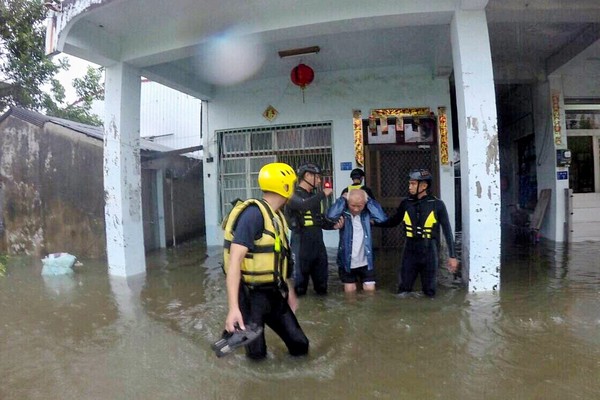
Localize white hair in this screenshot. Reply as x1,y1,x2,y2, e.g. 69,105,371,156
347,189,368,203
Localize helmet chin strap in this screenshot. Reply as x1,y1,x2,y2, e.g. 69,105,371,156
411,181,428,198
301,174,317,190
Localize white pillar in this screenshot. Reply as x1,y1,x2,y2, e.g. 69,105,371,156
542,76,569,242
451,8,501,292
156,169,167,248
104,62,146,277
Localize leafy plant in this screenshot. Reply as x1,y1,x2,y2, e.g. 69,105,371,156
0,0,104,125
0,254,8,277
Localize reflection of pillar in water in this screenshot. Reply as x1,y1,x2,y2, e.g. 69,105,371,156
109,274,145,320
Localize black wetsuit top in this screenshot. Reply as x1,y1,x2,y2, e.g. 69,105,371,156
377,194,456,257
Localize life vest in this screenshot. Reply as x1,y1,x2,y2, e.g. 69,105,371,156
222,199,290,288
403,209,437,239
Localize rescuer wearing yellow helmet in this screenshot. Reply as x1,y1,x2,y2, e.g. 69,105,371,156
221,162,309,359
375,169,459,297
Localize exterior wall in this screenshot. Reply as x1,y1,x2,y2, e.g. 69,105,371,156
162,158,205,246
140,81,203,158
203,65,454,247
561,66,600,98
0,117,105,257
0,114,205,258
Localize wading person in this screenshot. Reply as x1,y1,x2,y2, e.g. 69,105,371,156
327,189,387,293
285,162,338,296
220,162,309,359
376,169,458,297
340,168,375,200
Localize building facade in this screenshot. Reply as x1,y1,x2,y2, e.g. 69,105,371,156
45,0,600,288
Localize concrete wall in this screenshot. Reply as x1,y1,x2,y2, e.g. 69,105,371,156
203,65,455,247
0,113,205,258
0,117,105,257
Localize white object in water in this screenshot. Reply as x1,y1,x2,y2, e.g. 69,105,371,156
41,253,77,276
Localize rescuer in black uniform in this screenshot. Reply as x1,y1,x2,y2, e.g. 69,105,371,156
376,169,459,297
286,162,338,296
340,168,375,200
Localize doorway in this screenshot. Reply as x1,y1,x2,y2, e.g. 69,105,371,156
565,101,600,241
364,144,438,249
569,135,597,193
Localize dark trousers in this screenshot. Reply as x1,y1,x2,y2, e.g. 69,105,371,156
398,240,439,297
291,236,328,296
239,287,309,360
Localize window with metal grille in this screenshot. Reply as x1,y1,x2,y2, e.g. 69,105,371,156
218,122,333,219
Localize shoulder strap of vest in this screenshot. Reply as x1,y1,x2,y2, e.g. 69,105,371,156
221,198,244,230
256,199,278,240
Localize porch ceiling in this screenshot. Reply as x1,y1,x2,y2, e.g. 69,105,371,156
54,0,600,99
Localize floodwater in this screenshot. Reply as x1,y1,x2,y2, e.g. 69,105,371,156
1,238,599,400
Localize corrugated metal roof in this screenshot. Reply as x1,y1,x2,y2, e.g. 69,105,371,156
2,107,172,152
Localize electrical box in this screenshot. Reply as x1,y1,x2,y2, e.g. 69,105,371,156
556,149,572,167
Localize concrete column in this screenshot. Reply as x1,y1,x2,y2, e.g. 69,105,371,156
156,169,167,248
541,76,569,242
104,62,145,277
451,8,501,292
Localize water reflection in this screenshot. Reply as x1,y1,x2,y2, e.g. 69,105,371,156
0,239,599,399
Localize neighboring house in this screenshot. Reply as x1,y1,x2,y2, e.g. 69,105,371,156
140,79,203,159
0,107,204,258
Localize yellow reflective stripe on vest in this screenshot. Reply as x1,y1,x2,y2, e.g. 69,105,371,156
422,211,437,239
303,210,314,227
403,211,414,237
403,209,437,239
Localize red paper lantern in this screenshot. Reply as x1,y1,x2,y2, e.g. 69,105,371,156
290,63,314,89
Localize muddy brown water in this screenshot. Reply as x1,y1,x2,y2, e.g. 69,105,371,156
1,239,599,400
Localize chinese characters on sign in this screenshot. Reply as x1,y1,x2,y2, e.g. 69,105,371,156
263,105,278,122
353,109,364,167
438,107,449,165
551,91,562,145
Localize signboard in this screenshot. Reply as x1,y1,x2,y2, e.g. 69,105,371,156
340,162,353,171
557,170,568,180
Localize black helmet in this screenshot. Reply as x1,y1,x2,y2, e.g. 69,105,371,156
350,168,365,179
408,169,433,183
296,162,322,178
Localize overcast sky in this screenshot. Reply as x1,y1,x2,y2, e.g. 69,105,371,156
52,54,100,104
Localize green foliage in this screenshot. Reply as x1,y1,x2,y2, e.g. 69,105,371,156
44,65,105,126
0,0,104,126
0,254,8,277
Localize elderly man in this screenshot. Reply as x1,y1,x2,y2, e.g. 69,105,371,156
326,189,387,292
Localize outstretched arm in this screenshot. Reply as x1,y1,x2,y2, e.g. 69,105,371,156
287,191,326,212
374,202,404,228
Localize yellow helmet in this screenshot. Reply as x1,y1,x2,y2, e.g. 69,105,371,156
258,162,297,199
